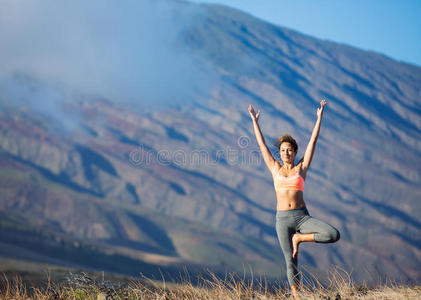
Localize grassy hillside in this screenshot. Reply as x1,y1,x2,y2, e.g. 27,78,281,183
1,268,420,299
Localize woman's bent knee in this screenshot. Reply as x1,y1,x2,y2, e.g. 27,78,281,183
332,229,340,242
315,228,340,243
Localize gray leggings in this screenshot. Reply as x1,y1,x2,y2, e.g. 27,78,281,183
275,207,340,287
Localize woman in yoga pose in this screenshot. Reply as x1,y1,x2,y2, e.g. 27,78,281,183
248,100,340,298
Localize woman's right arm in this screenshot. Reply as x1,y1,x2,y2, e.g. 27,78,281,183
248,104,277,172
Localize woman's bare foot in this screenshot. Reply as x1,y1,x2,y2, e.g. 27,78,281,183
292,234,300,259
291,285,299,299
292,233,315,259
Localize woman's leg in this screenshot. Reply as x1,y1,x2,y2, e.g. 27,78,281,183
293,215,340,257
298,215,340,242
276,217,300,288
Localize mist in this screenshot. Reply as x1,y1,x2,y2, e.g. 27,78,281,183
0,0,213,109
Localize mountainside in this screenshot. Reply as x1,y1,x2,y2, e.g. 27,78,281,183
1,1,421,284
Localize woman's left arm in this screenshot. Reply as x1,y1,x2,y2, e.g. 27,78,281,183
301,100,326,175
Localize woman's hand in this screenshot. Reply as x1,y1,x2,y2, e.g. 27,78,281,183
317,99,327,118
248,104,261,122
248,104,276,172
302,99,327,173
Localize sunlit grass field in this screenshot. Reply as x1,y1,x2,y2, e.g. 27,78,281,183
1,267,420,299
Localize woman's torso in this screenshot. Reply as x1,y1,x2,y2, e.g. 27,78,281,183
272,162,306,210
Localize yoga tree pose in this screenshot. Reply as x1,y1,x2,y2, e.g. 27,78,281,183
248,100,340,298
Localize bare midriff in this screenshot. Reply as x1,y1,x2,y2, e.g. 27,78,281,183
276,190,306,211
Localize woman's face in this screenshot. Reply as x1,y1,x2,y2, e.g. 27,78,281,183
280,142,296,164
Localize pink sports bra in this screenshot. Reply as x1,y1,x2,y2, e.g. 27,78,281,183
273,167,305,192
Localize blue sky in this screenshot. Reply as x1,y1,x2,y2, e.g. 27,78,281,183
190,0,421,67
1,0,419,109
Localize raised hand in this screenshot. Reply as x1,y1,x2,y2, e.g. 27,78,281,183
317,99,327,118
248,104,261,122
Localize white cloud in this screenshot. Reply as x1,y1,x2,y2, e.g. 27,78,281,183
0,0,213,107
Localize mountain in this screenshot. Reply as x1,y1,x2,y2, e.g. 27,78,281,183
1,0,421,284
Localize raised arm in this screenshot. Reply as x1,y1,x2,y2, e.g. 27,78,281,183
248,104,277,172
301,100,326,176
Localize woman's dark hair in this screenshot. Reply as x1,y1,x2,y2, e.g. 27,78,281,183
274,134,298,153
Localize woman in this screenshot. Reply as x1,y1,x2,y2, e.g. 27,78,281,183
248,100,340,298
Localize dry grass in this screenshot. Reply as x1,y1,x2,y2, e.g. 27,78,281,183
1,267,420,299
